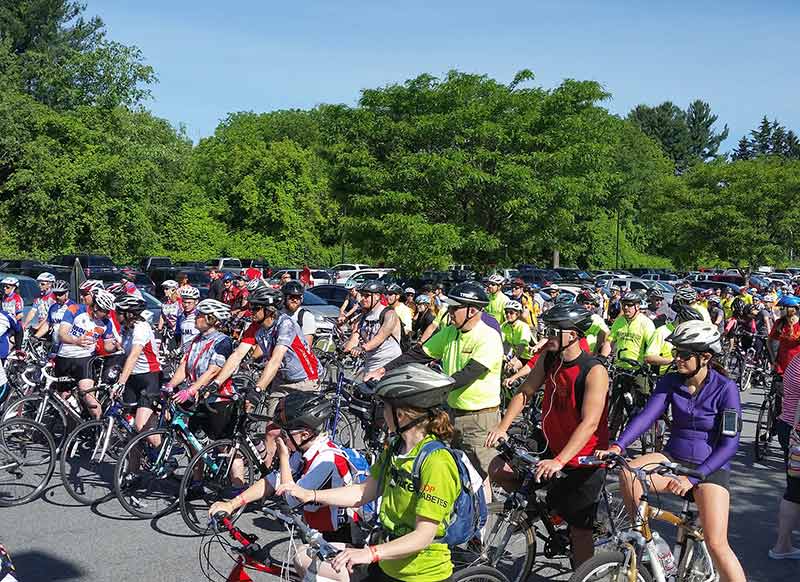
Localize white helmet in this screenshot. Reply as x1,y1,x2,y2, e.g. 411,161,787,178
1,276,19,287
37,272,56,283
487,274,504,285
196,299,231,322
404,287,415,294
161,279,179,290
178,286,200,300
505,300,523,312
93,290,116,311
344,280,357,290
79,279,104,293
666,321,722,355
246,278,268,292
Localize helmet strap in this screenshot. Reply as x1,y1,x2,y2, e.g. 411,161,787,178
389,403,433,436
555,330,580,356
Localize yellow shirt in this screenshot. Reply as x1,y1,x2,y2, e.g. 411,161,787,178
393,302,414,336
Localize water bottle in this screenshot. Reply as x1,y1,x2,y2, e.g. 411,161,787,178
67,395,81,414
652,532,678,577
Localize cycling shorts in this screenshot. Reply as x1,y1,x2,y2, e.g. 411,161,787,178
662,451,730,492
546,467,606,530
123,372,161,408
188,400,237,440
777,420,800,503
54,356,94,382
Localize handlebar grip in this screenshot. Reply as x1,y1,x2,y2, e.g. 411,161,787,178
675,466,706,481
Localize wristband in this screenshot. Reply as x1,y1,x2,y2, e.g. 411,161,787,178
554,455,565,466
369,545,380,563
235,494,247,509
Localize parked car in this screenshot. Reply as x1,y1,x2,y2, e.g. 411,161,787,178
300,290,339,331
175,261,207,271
309,284,350,306
0,259,46,274
332,263,371,284
604,277,656,293
95,271,156,296
49,254,117,275
345,269,396,287
518,270,561,287
148,268,210,298
139,257,173,273
553,268,592,281
692,281,742,295
640,272,679,282
239,258,271,277
0,272,38,325
141,290,162,325
269,269,333,287
205,258,242,273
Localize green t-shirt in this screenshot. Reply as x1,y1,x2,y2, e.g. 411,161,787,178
584,313,610,353
369,435,460,582
485,291,509,325
608,312,663,367
423,320,504,409
501,319,533,359
434,305,449,327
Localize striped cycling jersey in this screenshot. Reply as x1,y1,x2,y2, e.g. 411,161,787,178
122,320,161,374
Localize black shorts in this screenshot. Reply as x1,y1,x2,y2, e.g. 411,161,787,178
776,419,800,503
54,356,94,382
123,372,161,409
546,467,606,530
662,452,730,492
188,400,238,440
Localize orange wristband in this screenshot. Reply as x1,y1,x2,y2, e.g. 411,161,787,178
369,545,380,563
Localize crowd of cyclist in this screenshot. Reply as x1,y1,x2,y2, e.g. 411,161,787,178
4,267,800,581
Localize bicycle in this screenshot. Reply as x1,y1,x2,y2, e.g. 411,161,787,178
0,417,57,507
453,437,627,582
725,330,770,393
754,373,782,462
569,453,716,582
607,357,665,455
204,505,511,582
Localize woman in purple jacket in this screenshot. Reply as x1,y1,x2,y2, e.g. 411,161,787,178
597,321,746,582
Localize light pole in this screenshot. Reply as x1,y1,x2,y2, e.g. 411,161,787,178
615,210,620,269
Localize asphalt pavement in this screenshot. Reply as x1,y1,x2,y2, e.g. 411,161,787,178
1,385,798,582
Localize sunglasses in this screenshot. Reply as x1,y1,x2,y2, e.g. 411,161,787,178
286,295,302,301
622,302,638,307
672,349,698,361
504,309,518,315
543,327,562,338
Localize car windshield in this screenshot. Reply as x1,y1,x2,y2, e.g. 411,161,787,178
302,291,327,306
654,281,675,293
141,291,161,309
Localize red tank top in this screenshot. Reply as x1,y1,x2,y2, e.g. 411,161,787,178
541,351,608,467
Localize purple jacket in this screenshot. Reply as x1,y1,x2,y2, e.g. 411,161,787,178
614,369,741,484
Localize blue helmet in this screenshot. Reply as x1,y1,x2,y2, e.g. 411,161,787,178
222,272,234,281
777,294,800,308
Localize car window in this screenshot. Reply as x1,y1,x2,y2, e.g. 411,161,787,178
17,279,39,305
302,291,327,306
311,271,330,278
630,281,647,290
141,291,161,310
332,264,354,271
221,259,241,268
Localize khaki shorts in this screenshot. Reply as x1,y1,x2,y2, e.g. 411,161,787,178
265,379,319,417
451,408,500,479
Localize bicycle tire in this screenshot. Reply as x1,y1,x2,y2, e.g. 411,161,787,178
569,550,654,582
754,397,773,462
738,364,754,393
114,427,191,519
178,438,259,534
452,565,511,582
60,418,129,505
0,418,57,507
2,395,71,453
607,395,628,443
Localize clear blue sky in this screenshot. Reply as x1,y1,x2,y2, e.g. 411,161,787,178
87,0,799,151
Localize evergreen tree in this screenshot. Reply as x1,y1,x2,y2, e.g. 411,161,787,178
750,116,773,155
731,136,753,160
786,131,800,160
770,121,787,155
686,99,729,161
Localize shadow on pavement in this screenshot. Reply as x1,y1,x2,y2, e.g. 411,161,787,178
150,511,203,538
12,550,84,581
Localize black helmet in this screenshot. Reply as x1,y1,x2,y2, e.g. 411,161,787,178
540,303,594,335
647,287,664,300
248,286,280,308
386,283,404,295
359,280,386,294
115,295,146,313
373,364,454,409
674,305,704,324
442,281,489,308
275,392,332,431
281,281,304,297
731,297,746,318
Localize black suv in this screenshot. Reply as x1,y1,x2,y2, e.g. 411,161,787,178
49,254,117,275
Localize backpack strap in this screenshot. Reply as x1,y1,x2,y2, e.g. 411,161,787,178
410,439,447,493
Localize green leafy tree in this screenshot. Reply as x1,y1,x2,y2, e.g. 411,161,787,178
686,100,728,161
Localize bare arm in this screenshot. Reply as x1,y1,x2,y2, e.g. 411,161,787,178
214,342,253,385
255,345,289,390
553,365,608,463
419,320,439,344
362,310,398,351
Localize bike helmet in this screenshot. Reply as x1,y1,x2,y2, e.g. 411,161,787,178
404,287,415,295
115,295,146,313
105,282,125,296
707,295,720,305
540,303,594,335
415,294,431,305
675,287,697,304
274,392,332,432
576,290,599,306
281,280,304,296
93,290,116,311
674,305,704,324
246,277,268,292
386,283,404,295
196,299,231,322
647,287,664,300
486,274,504,285
1,276,19,287
52,280,69,294
511,278,526,288
359,280,386,295
247,286,281,308
764,293,778,304
344,280,357,290
373,364,454,410
731,297,746,318
161,279,179,290
178,286,200,300
777,294,800,308
667,321,722,355
222,272,234,282
441,281,489,308
79,279,103,293
505,300,523,312
621,291,642,304
36,272,55,283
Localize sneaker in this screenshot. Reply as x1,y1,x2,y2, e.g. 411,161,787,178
768,547,800,560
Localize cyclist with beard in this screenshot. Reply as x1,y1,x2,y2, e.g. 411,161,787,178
596,321,745,582
486,303,609,566
644,287,675,326
282,280,317,346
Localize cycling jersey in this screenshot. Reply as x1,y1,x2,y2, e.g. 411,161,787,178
47,300,76,353
485,291,509,324
423,320,503,410
501,319,533,359
358,305,401,372
540,351,608,467
184,330,233,395
369,435,459,582
121,320,161,374
241,314,320,382
57,304,115,359
221,286,240,306
267,437,354,532
282,306,317,338
1,293,22,320
32,291,55,323
413,309,435,339
175,309,199,353
122,281,143,299
769,318,800,375
0,311,20,366
736,293,753,305
720,297,735,319
614,369,741,484
160,298,182,330
584,314,610,353
608,312,663,368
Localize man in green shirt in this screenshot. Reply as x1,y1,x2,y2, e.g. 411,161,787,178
601,291,671,370
485,273,509,324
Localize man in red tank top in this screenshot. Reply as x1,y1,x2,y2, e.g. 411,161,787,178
485,303,609,565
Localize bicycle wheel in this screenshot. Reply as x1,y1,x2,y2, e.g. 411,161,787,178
594,479,632,548
607,395,628,443
452,565,511,582
114,427,192,518
754,396,774,462
570,551,654,582
738,364,754,393
178,438,259,534
2,395,70,452
0,418,57,506
60,419,130,505
330,410,362,449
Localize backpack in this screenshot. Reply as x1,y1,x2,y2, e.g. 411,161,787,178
377,306,410,351
310,444,378,526
410,440,488,547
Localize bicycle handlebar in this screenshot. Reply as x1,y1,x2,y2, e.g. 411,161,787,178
580,452,706,482
495,438,565,479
